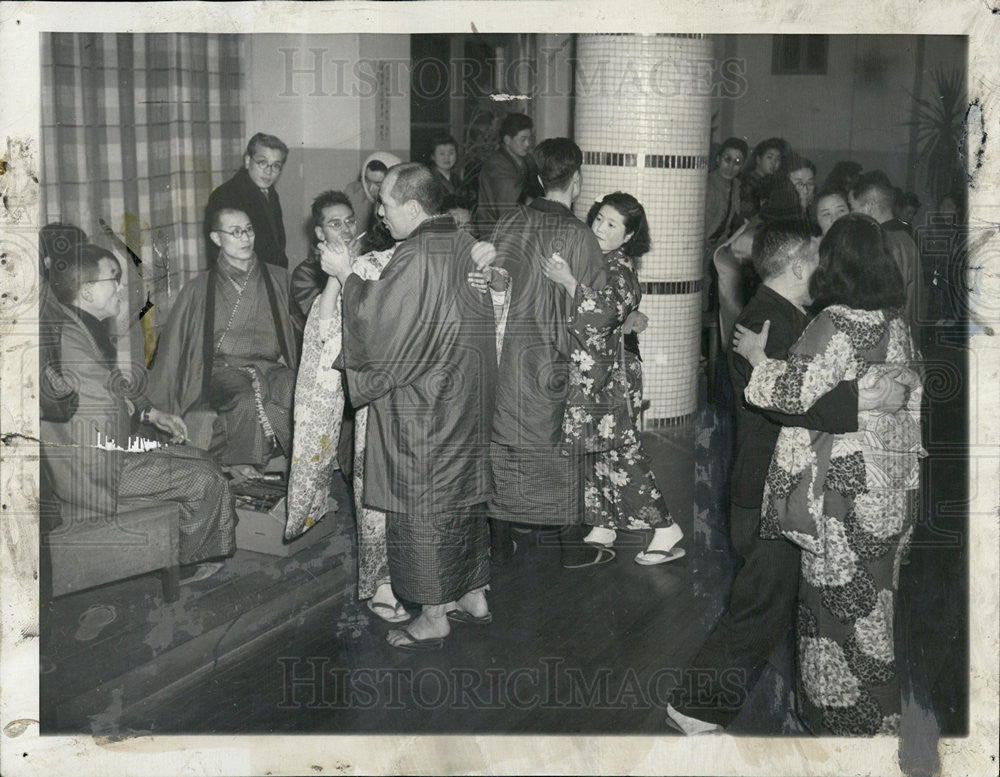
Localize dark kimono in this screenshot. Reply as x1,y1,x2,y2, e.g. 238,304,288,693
488,198,607,526
148,255,297,467
561,249,674,531
338,215,497,604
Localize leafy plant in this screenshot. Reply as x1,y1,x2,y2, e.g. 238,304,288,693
905,66,967,205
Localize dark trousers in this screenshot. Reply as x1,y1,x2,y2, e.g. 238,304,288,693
671,503,800,726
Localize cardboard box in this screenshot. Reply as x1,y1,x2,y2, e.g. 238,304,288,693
235,496,339,557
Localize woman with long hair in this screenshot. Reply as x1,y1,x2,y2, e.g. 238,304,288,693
732,213,923,735
541,191,684,566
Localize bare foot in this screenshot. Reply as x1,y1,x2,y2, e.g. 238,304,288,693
452,587,489,619
397,607,450,641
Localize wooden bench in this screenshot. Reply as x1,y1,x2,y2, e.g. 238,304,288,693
44,501,181,603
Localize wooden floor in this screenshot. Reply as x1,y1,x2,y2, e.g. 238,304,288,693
39,323,969,738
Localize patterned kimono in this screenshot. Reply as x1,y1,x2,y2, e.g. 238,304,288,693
285,248,394,599
562,249,674,532
744,305,923,736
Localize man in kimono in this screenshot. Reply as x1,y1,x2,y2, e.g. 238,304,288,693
41,244,237,579
206,132,289,268
149,207,297,478
474,137,608,567
666,219,911,734
321,162,497,650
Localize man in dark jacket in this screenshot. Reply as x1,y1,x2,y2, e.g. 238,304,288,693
667,219,909,734
323,163,498,651
206,132,289,268
474,112,542,239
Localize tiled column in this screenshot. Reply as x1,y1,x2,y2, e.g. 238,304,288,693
574,34,711,425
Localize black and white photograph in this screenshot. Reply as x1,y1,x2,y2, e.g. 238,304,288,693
0,2,997,775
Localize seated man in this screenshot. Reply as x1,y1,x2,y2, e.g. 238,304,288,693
149,207,298,477
41,244,237,577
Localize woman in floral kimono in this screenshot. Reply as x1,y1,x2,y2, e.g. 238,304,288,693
732,213,923,735
285,230,410,624
541,192,683,565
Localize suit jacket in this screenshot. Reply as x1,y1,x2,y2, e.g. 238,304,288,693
475,147,530,239
206,168,288,268
728,285,860,508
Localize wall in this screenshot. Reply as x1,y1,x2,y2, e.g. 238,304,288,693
715,34,966,208
244,34,410,267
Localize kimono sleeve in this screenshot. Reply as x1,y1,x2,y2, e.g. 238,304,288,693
338,240,438,406
745,311,854,414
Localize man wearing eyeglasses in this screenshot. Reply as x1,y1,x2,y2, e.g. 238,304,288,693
290,189,360,323
150,207,298,478
41,243,237,579
205,132,290,268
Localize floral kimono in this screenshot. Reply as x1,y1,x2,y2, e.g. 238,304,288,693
285,248,394,599
562,249,674,532
744,305,923,736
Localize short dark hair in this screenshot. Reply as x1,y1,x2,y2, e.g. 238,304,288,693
246,132,288,161
811,213,906,311
758,175,803,223
311,190,354,229
785,153,816,176
384,162,444,216
586,192,652,262
749,137,789,170
823,160,863,192
500,112,533,141
428,132,457,158
750,218,814,280
39,222,88,276
533,138,582,192
49,243,120,306
717,137,749,162
850,171,895,210
208,206,250,232
815,186,849,208
366,159,388,175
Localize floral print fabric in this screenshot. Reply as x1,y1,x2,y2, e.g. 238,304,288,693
285,248,395,599
744,305,923,735
563,249,674,532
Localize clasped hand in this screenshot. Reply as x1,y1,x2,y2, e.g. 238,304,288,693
318,236,351,282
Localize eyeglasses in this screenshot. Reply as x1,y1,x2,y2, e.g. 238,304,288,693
324,217,357,231
86,274,122,285
214,226,255,239
252,157,284,174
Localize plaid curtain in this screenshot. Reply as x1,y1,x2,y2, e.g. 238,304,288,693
41,33,245,363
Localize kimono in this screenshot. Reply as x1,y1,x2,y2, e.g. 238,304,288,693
41,302,236,565
488,198,607,526
561,249,674,532
285,247,395,600
744,305,923,735
148,255,298,467
338,215,497,604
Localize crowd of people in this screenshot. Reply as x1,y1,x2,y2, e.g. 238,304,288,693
39,116,933,737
